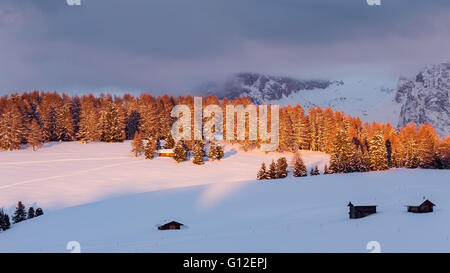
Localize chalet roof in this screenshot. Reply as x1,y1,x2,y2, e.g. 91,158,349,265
160,221,183,227
157,149,174,153
420,200,436,207
348,202,376,207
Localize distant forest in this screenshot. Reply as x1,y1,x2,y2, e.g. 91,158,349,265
0,91,449,170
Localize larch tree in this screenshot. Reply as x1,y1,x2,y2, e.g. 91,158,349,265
268,160,277,179
369,130,389,171
12,201,27,224
418,124,439,168
192,141,204,165
26,119,44,151
208,142,218,160
101,101,125,142
215,144,224,160
257,162,268,180
173,141,187,162
27,207,35,219
277,157,288,178
56,104,75,141
77,101,101,143
0,104,24,151
131,131,144,157
292,153,307,177
164,133,175,149
0,209,11,231
144,137,157,159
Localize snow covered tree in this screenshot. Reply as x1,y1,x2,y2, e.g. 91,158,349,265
101,101,125,142
77,101,101,143
0,210,11,231
405,139,420,168
257,162,269,180
144,138,157,159
323,164,331,174
131,131,144,157
27,207,35,219
268,160,277,179
418,124,439,168
0,104,24,151
55,104,75,141
26,119,44,151
164,133,175,149
138,95,161,139
35,208,44,217
215,144,224,160
192,141,204,165
12,201,27,224
173,141,187,162
276,157,288,178
329,129,357,173
208,143,218,160
369,130,389,171
310,165,320,175
292,153,307,177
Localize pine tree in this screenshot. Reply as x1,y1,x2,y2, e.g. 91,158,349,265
144,138,157,159
292,153,307,177
56,104,75,141
77,101,101,143
418,124,439,168
276,157,288,178
369,130,389,171
208,143,218,160
215,145,224,160
268,160,278,179
131,131,144,157
35,208,44,217
101,101,125,142
257,162,269,180
26,119,44,151
164,133,175,149
438,137,450,169
27,207,35,219
314,165,320,175
329,128,358,173
193,141,204,165
0,104,24,151
12,201,27,224
0,209,11,231
173,141,187,162
323,164,331,174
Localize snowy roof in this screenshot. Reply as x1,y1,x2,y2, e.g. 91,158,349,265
157,149,174,154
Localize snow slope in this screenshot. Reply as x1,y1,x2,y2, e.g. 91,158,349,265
1,142,450,253
0,141,328,211
267,76,401,125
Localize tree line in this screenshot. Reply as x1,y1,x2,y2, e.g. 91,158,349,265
0,91,449,169
0,201,43,232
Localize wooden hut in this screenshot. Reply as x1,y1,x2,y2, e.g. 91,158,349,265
158,221,184,230
157,149,174,157
407,200,435,213
348,202,376,219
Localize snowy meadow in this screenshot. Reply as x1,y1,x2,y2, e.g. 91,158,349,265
0,141,449,252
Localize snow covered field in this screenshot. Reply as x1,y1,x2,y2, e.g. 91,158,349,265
1,141,449,252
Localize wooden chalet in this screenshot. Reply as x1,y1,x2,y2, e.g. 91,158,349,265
407,200,435,213
348,202,377,219
157,149,174,157
158,221,184,230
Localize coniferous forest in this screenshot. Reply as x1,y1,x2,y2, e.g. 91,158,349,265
0,91,449,171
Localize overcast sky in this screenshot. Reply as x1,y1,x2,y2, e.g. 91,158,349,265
1,0,450,96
